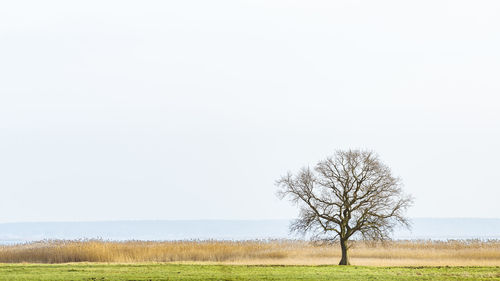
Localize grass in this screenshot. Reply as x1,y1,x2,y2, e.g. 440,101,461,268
2,241,499,280
1,239,500,266
0,264,499,280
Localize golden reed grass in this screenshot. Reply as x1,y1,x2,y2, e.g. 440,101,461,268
1,240,499,266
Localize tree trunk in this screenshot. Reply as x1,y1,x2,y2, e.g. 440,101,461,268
339,238,350,265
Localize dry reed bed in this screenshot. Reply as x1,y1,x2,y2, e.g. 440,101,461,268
1,240,499,266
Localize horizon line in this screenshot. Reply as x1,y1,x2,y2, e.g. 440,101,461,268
2,217,500,225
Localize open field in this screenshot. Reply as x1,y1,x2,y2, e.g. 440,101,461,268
1,240,500,266
0,264,499,280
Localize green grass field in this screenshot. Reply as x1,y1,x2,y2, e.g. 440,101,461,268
0,264,499,281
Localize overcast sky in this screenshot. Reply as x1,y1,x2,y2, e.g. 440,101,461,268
1,0,499,223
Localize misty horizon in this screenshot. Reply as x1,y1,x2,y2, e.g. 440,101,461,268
1,218,499,244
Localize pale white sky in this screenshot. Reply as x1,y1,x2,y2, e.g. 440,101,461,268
1,0,499,223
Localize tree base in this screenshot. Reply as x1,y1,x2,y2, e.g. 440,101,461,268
338,260,350,266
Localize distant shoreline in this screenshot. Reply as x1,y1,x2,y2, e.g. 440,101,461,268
1,218,499,244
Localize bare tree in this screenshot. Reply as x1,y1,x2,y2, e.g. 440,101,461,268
276,149,413,265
